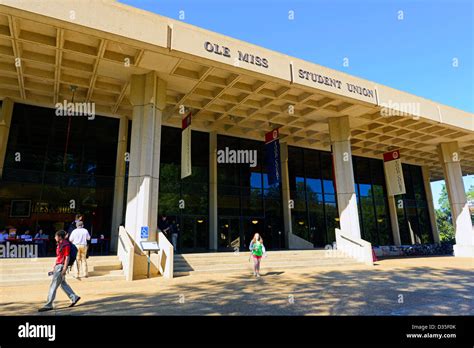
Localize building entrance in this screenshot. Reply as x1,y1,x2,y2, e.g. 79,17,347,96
218,216,284,252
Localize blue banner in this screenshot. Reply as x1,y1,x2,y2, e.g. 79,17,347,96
264,138,281,186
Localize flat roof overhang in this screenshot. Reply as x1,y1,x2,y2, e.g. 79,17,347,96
0,0,473,181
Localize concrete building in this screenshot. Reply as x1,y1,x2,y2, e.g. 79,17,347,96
0,0,473,263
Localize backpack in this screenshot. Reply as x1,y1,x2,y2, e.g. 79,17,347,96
60,241,77,268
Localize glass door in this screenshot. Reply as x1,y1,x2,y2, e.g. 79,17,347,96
173,215,208,253
243,218,263,250
218,217,241,251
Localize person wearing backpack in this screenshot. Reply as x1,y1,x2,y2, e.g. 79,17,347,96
38,230,80,312
249,233,266,278
68,220,91,278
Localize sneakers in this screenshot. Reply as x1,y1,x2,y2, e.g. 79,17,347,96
69,296,81,308
256,274,261,278
38,307,53,312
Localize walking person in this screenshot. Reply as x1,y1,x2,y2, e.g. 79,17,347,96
158,215,171,237
68,221,91,278
170,219,179,251
249,233,266,278
67,214,84,238
38,230,80,312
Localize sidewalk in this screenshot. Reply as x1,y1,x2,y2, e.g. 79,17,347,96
0,256,472,316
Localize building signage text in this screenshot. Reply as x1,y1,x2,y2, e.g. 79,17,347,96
204,41,269,68
298,69,375,100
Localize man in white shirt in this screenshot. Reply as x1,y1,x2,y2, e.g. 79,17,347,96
68,221,91,278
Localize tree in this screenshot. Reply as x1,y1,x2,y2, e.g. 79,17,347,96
436,184,455,243
468,185,474,225
467,185,474,201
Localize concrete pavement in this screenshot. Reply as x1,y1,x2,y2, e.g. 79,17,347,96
0,256,472,316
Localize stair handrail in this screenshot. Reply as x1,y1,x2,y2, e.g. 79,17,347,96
335,228,373,265
118,226,134,281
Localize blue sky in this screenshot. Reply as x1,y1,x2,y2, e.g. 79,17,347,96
120,0,473,207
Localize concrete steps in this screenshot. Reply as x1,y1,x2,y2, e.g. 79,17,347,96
0,256,124,286
173,249,361,276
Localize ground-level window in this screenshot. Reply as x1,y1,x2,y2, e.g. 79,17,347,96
288,146,339,247
217,135,283,251
0,103,118,253
158,126,209,252
353,156,393,246
395,164,433,244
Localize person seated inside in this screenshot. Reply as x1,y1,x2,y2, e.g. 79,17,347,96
0,228,7,242
34,228,49,257
20,229,33,242
34,228,48,239
8,227,17,239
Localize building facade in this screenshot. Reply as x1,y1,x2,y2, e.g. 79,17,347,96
0,1,473,257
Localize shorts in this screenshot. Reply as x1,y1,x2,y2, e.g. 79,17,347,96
252,255,262,259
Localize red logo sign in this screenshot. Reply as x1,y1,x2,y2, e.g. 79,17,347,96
265,128,279,144
182,112,192,130
383,150,400,162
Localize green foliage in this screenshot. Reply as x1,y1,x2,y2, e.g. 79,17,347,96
469,185,474,225
467,185,474,200
436,184,455,244
436,209,455,243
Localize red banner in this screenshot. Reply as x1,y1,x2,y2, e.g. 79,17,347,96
182,112,192,129
265,128,279,144
383,149,400,162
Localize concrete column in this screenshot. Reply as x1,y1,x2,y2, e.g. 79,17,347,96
328,116,361,239
209,131,218,251
438,141,474,257
421,166,440,244
110,115,129,253
280,142,292,248
124,72,166,246
0,98,14,178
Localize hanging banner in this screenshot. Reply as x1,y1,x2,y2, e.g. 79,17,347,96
264,128,281,186
181,113,192,179
383,150,406,196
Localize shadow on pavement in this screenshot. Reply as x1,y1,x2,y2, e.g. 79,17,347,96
2,265,472,316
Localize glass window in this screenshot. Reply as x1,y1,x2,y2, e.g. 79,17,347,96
158,126,209,252
217,135,283,251
396,164,433,244
288,146,338,247
0,103,118,241
353,156,393,246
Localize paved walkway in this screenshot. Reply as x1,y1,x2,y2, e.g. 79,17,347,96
1,256,472,315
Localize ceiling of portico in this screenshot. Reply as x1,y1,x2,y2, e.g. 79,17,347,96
0,7,473,181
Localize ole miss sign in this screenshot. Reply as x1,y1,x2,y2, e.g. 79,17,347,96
203,41,269,69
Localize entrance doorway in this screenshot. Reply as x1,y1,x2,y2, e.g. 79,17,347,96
161,214,208,253
218,216,284,252
218,217,240,251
